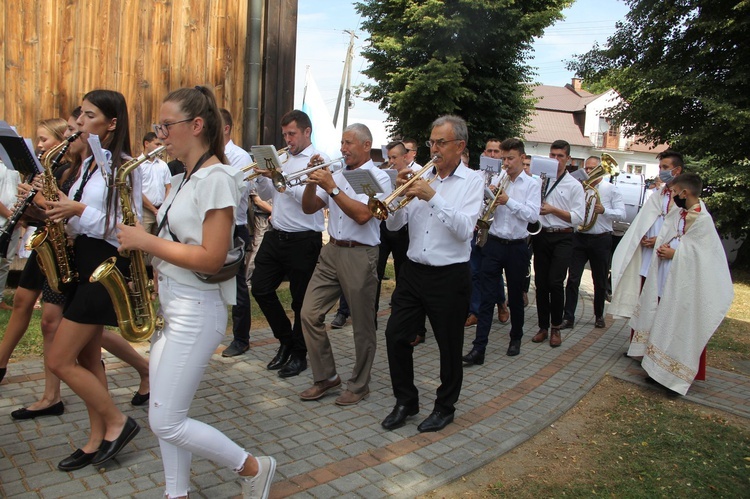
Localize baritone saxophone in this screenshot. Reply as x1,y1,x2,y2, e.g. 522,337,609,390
90,146,166,342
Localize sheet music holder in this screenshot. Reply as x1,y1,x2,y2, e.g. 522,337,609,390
530,156,558,179
384,169,398,189
0,120,43,176
250,145,283,171
342,169,385,198
479,155,502,174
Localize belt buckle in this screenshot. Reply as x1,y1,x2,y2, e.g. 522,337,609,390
277,231,290,241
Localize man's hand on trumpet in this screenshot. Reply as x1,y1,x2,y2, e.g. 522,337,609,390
305,155,336,193
395,169,435,202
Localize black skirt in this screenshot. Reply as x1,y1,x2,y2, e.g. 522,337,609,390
63,235,130,327
18,250,45,291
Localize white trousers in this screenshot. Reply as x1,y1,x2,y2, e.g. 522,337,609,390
149,276,248,498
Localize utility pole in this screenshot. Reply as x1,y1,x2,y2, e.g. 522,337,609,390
333,30,357,129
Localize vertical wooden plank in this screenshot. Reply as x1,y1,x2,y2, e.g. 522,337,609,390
0,1,7,123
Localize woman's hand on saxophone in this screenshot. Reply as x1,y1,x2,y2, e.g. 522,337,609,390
46,191,85,222
116,221,150,253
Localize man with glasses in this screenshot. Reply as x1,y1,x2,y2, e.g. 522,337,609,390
381,115,483,433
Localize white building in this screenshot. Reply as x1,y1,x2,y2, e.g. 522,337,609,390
523,78,668,179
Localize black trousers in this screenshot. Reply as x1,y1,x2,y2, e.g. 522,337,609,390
251,229,322,357
564,232,612,321
474,238,530,350
230,225,252,347
532,231,573,330
385,260,470,414
375,222,410,310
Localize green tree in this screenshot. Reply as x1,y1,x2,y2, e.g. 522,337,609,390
569,0,750,252
355,0,571,165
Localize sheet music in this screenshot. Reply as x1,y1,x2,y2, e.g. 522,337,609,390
87,135,113,182
250,145,283,171
384,169,398,189
479,155,502,174
0,120,44,175
530,156,558,179
342,169,385,196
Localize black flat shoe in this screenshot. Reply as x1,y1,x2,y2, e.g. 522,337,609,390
91,417,140,467
11,401,65,420
58,448,97,471
506,339,521,357
267,344,291,370
131,391,150,406
0,367,6,383
417,410,454,433
381,404,419,430
278,356,307,378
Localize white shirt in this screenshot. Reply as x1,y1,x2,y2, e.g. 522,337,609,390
0,162,20,225
140,157,171,207
581,180,626,234
387,163,483,265
223,139,252,225
256,144,327,232
539,171,585,229
155,165,243,304
316,160,391,246
488,172,541,240
66,156,143,248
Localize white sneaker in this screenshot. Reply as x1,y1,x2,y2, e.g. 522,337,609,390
241,456,276,499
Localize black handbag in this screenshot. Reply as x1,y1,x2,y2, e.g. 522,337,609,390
191,236,245,283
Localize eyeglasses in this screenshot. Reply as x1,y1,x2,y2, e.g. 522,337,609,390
425,139,461,148
152,118,193,138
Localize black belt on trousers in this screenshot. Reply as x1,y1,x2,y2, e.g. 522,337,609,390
488,235,527,245
268,228,319,241
577,231,613,237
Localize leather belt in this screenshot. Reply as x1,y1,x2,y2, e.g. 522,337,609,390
269,228,319,241
488,235,526,245
541,227,573,233
577,231,613,237
329,237,372,248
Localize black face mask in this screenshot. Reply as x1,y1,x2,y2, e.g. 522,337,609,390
673,195,688,209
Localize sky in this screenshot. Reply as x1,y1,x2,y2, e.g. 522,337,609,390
295,0,631,143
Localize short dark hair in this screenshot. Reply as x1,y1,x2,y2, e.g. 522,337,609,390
280,109,312,131
500,137,525,155
219,108,232,129
657,149,684,169
401,137,418,151
550,139,570,156
142,131,158,144
386,141,407,154
672,172,702,196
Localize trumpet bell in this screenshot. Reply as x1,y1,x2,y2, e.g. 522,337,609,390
368,197,389,221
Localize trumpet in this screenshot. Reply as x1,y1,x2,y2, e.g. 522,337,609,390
242,146,289,182
275,157,345,193
476,172,511,247
369,156,438,220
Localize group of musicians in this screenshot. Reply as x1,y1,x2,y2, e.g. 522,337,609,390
1,100,629,497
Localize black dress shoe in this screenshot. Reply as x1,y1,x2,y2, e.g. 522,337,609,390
278,356,307,378
267,344,291,370
595,317,606,328
11,401,65,420
560,319,574,330
0,367,6,383
131,391,150,406
417,411,454,433
462,349,485,365
91,417,140,466
381,404,419,430
506,339,521,357
58,448,98,471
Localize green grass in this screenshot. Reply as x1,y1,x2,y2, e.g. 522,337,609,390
495,391,750,498
0,292,44,359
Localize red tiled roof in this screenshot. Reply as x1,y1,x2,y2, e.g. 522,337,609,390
531,84,598,112
523,109,594,147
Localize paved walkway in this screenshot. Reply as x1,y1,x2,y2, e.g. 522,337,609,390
1,275,748,498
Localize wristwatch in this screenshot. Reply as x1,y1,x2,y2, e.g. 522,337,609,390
330,187,340,197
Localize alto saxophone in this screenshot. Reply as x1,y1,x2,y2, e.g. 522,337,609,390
90,146,166,342
28,132,83,292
